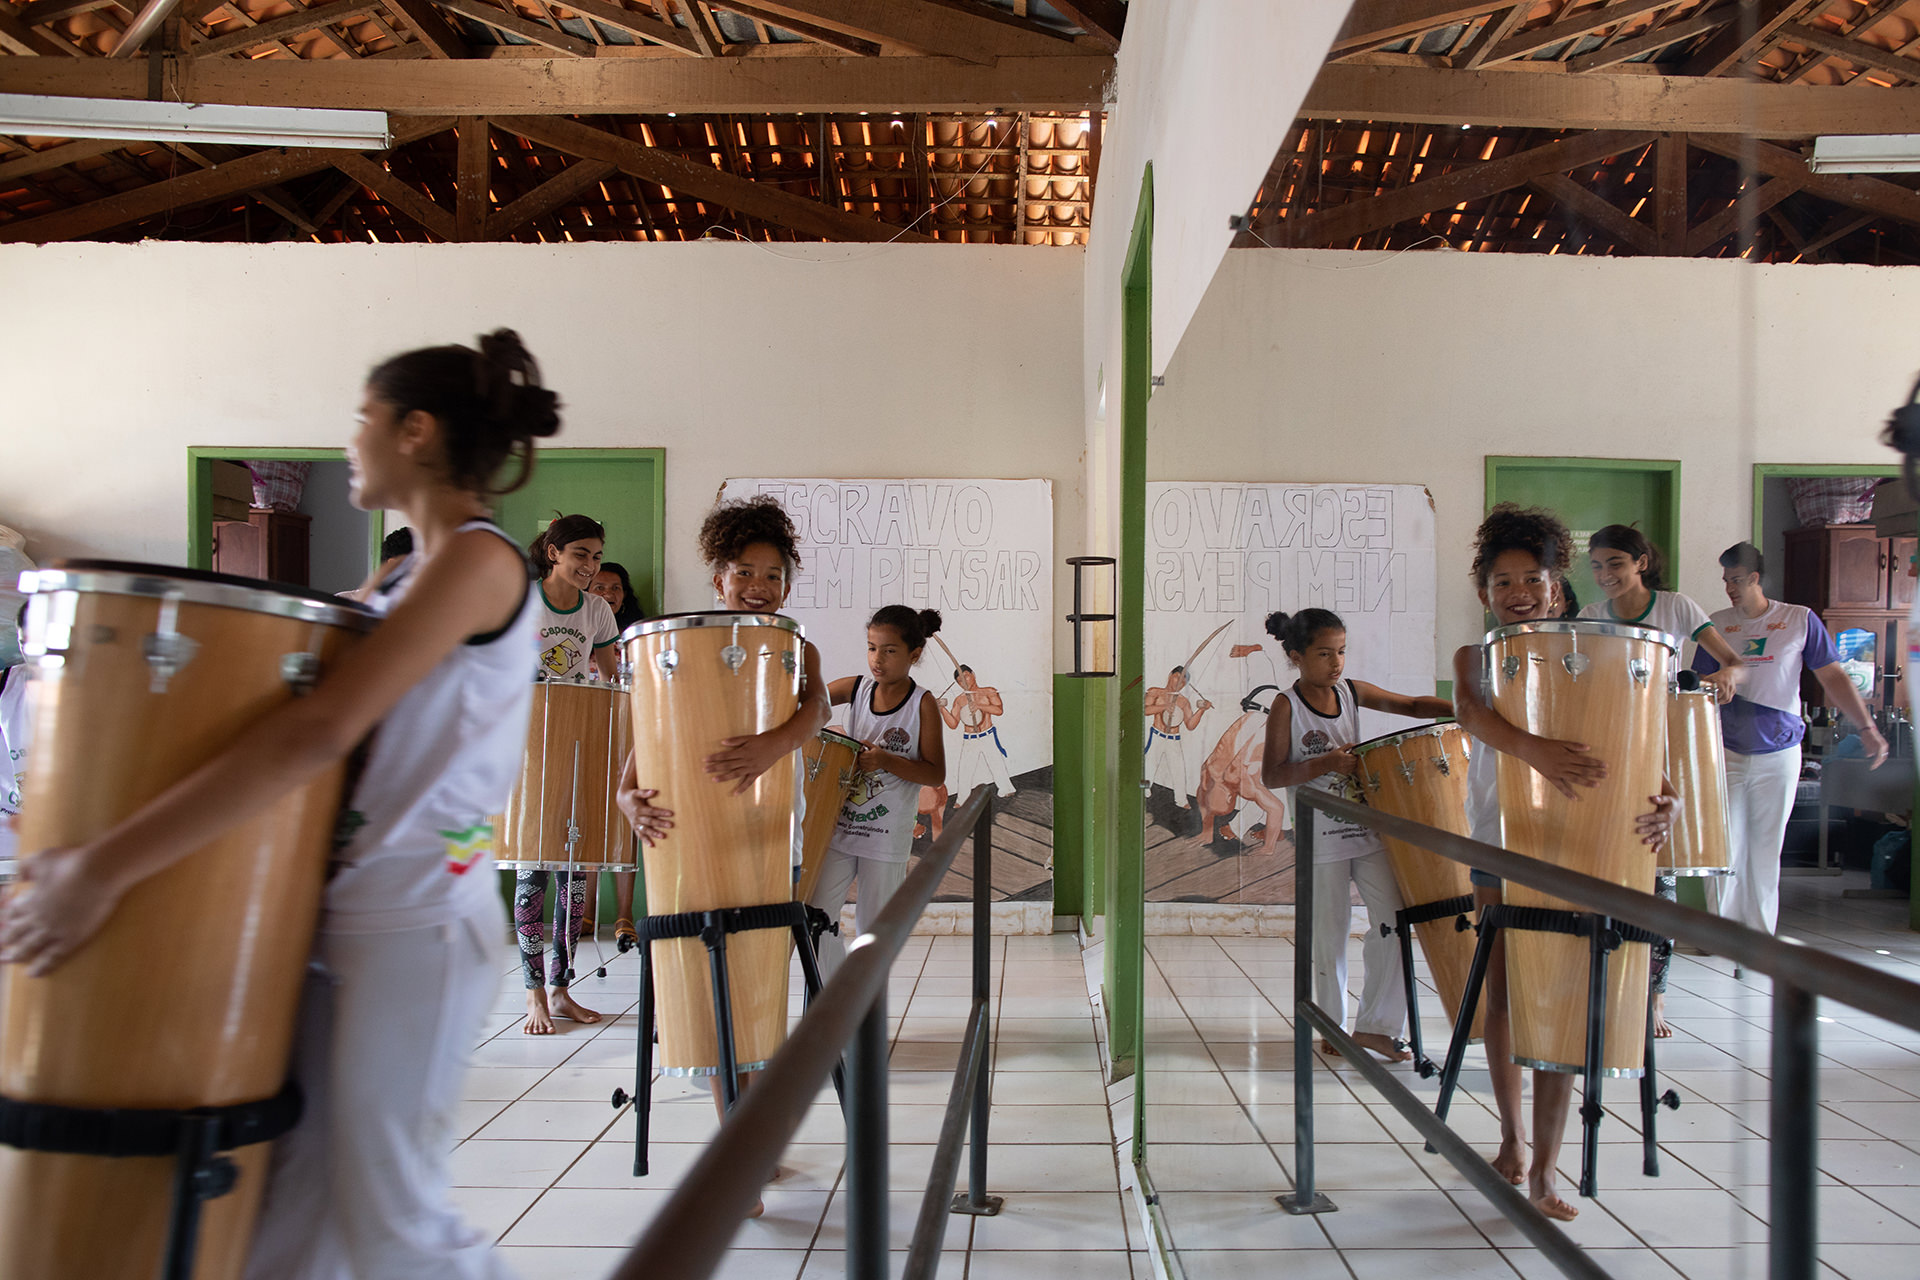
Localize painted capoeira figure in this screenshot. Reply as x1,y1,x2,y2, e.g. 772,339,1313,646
1143,666,1211,815
940,666,1017,798
1195,685,1288,855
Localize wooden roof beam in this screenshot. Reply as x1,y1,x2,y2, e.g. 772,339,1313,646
1527,170,1658,252
334,149,457,237
1331,2,1504,56
1276,128,1657,247
553,0,700,52
486,153,615,235
436,0,597,54
0,3,79,53
1685,173,1799,254
385,0,472,57
1299,61,1920,134
496,112,935,240
192,0,367,57
1565,7,1732,73
1691,131,1920,228
710,0,878,55
0,51,1112,113
730,0,1077,62
1044,0,1123,52
0,115,451,241
676,0,720,53
1679,0,1814,77
1778,21,1920,83
1483,1,1675,66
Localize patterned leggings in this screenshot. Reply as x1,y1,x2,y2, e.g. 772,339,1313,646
1649,874,1677,995
515,869,587,991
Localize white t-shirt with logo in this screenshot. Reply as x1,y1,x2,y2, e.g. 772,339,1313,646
1279,679,1384,864
1579,589,1712,651
829,677,927,864
1694,600,1838,755
533,584,619,681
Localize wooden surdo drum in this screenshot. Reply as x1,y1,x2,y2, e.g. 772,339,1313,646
1661,684,1732,878
1351,723,1484,1040
622,612,801,1075
1487,620,1672,1076
797,728,862,904
0,561,373,1280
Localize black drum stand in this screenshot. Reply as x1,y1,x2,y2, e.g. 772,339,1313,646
1429,904,1681,1197
611,899,844,1177
0,1080,303,1280
1379,893,1477,1079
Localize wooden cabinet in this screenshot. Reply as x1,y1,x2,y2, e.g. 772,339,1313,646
1784,524,1908,711
212,510,311,587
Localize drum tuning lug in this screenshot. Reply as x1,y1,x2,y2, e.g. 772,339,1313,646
1435,756,1453,776
1562,652,1591,680
1629,658,1651,687
279,651,322,694
1501,655,1520,680
88,624,116,644
141,631,199,693
190,1154,239,1201
1398,763,1415,785
782,651,797,676
721,643,747,673
656,649,678,677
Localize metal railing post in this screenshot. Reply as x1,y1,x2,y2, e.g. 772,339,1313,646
1283,795,1334,1215
1770,977,1819,1280
846,984,890,1280
960,792,1002,1215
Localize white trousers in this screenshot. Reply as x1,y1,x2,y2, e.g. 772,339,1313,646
244,902,518,1280
1709,745,1803,935
1144,729,1192,801
1311,849,1407,1039
806,849,910,982
954,730,1017,799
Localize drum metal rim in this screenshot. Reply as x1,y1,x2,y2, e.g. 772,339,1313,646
1484,618,1677,654
1510,1055,1645,1079
659,1060,769,1078
620,611,804,645
21,562,378,631
1656,865,1732,877
492,860,641,872
818,728,863,751
532,674,629,693
1350,722,1462,756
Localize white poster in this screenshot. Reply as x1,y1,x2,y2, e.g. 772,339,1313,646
721,478,1055,899
1143,482,1437,902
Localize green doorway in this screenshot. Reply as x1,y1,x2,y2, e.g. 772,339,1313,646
1486,456,1682,617
491,449,667,617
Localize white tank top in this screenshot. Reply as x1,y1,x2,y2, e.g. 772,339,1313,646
1280,679,1384,863
327,520,538,932
829,677,926,864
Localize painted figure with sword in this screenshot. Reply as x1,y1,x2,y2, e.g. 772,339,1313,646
934,633,1018,800
1144,622,1229,833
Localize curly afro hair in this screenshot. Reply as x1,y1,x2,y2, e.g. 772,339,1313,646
1470,503,1572,588
699,495,803,573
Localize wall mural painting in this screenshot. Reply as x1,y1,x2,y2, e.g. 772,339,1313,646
721,478,1055,904
1145,483,1437,906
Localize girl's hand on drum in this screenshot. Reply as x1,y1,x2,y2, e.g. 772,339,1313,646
1521,737,1608,799
706,731,787,795
0,845,118,976
617,786,674,847
855,741,889,773
1318,747,1361,780
1636,794,1677,849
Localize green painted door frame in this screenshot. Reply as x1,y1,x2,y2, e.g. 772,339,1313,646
186,447,382,575
1105,168,1151,1128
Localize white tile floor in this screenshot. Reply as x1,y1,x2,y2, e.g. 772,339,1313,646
454,930,1144,1279
1134,873,1920,1280
451,874,1920,1280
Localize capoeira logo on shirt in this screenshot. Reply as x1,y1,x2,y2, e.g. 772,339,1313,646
439,822,494,876
539,632,585,678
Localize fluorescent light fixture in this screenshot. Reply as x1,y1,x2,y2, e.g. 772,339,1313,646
0,94,390,150
1809,133,1920,174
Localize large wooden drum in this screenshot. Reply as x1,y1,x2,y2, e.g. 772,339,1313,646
494,676,636,872
797,728,862,903
1352,723,1484,1040
622,612,802,1075
1662,686,1732,878
0,561,373,1280
1488,620,1672,1076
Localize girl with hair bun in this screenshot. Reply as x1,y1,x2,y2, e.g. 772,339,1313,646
813,605,949,979
0,328,561,1277
1259,607,1452,1065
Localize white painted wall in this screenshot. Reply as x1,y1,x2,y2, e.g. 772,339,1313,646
1149,248,1920,666
0,241,1086,664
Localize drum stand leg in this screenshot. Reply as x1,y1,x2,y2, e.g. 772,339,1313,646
1388,914,1432,1079
1639,997,1682,1177
792,909,848,1112
702,917,743,1112
617,939,657,1177
1431,905,1500,1148
162,1113,237,1280
1578,918,1615,1200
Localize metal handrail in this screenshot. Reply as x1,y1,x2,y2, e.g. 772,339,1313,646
612,785,999,1280
1289,788,1920,1280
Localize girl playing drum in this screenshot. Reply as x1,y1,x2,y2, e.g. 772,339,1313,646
0,329,560,1278
814,606,949,980
517,512,619,1034
1453,503,1675,1221
1260,608,1452,1063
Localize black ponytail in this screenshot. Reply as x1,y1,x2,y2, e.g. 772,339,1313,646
870,604,942,654
528,513,606,578
1265,608,1345,657
366,328,561,496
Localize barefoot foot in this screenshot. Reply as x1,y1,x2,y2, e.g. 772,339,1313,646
1351,1032,1413,1063
1652,992,1673,1039
1491,1141,1527,1187
1532,1192,1579,1221
548,989,602,1025
522,989,556,1036
747,1198,766,1219
1318,1038,1342,1058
